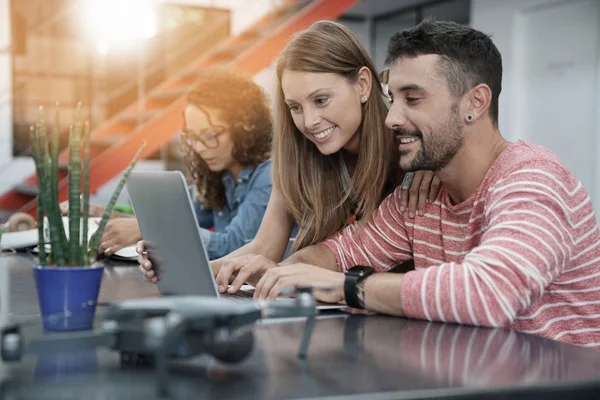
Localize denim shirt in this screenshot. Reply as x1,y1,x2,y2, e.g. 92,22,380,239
194,159,272,260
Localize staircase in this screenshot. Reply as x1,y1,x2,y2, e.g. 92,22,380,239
0,0,357,217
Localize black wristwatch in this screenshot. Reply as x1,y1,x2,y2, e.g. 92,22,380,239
344,265,375,309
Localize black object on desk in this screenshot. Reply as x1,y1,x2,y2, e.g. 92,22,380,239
2,292,321,396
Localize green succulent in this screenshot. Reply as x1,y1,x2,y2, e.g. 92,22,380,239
30,103,146,266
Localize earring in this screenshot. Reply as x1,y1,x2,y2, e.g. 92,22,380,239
361,96,367,103
466,114,473,122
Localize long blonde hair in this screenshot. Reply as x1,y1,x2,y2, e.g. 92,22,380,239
273,21,402,252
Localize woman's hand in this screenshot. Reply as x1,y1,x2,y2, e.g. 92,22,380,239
214,254,278,294
97,217,141,256
137,240,160,283
399,171,441,218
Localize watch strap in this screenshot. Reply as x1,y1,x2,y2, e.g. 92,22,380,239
344,273,362,309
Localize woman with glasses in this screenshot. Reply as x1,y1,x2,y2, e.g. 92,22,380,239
69,67,273,260
178,67,272,259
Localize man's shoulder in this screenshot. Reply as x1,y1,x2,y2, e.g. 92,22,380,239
479,140,592,216
487,140,577,187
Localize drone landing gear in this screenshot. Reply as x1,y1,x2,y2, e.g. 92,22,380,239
297,316,316,360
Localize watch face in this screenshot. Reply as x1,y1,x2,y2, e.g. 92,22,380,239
349,265,374,276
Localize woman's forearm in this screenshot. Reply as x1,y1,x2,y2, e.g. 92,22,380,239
210,188,295,275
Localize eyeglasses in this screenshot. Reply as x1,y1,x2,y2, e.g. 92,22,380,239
180,126,227,149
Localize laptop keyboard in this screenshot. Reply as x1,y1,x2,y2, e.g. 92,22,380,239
224,288,255,300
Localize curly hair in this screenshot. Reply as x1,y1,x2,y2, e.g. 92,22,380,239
181,67,272,210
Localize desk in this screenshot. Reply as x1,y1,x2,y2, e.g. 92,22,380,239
1,254,600,399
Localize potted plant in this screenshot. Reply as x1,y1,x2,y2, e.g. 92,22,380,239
30,103,145,331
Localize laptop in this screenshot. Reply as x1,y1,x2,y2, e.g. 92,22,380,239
126,171,346,310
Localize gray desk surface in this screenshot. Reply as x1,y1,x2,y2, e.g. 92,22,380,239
1,254,600,400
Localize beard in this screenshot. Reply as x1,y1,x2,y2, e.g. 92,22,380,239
397,104,463,172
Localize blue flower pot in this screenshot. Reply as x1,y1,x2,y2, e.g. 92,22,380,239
33,265,105,331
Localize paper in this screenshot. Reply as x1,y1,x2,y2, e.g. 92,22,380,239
29,217,137,261
0,229,39,249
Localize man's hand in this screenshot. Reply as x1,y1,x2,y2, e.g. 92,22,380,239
399,170,441,218
214,254,278,294
254,263,345,303
97,218,141,256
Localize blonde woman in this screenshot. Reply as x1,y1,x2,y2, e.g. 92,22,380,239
138,21,439,289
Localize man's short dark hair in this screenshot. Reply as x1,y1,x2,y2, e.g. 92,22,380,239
386,19,503,128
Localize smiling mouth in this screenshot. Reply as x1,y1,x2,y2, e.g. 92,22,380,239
398,137,419,144
312,126,336,141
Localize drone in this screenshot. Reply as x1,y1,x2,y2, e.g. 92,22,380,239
1,287,327,396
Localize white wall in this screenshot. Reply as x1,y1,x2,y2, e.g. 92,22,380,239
372,12,417,70
472,0,557,140
472,0,600,210
0,0,12,167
